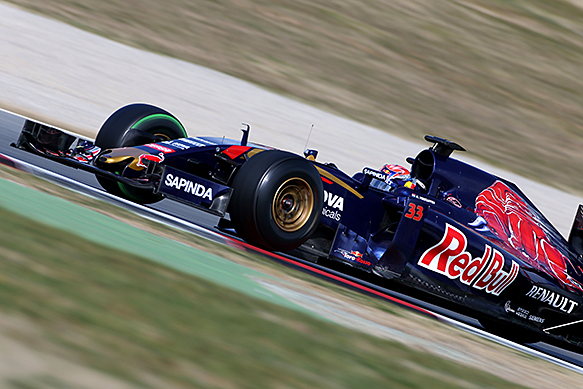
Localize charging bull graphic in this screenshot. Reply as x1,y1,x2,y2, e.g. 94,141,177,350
137,152,165,168
475,181,583,292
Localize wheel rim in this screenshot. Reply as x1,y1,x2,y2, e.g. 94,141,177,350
272,178,314,232
152,132,172,141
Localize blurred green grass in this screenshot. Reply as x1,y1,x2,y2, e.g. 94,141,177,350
7,0,583,193
0,201,526,388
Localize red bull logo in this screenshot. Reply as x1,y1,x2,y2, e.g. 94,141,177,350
475,181,583,292
418,224,519,296
137,152,165,168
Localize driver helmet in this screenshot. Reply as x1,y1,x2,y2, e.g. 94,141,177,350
380,164,410,180
380,164,416,190
370,164,415,191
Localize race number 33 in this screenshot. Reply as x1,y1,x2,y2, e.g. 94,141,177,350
405,203,423,221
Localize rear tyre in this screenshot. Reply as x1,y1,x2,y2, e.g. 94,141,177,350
95,104,187,204
229,150,323,251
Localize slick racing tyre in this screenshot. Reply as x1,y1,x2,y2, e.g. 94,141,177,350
94,103,187,204
229,150,323,251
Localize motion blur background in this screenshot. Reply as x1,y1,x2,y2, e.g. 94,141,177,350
1,1,583,387
7,0,583,193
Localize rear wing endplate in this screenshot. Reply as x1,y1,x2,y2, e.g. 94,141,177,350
568,204,583,255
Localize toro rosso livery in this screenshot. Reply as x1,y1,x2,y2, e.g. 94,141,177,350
12,103,583,349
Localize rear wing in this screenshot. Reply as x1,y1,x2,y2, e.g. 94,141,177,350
569,204,583,255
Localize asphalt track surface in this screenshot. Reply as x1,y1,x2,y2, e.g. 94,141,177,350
2,109,583,374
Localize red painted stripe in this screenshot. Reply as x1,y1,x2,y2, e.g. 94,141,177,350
224,236,436,317
144,143,175,153
223,145,252,159
0,154,17,169
321,176,333,185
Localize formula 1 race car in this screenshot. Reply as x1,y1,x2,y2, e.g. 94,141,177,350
12,103,583,350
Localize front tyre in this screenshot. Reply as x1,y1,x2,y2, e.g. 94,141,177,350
95,103,187,149
229,150,323,251
94,104,187,204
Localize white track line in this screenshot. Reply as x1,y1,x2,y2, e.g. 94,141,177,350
3,151,583,375
3,152,223,239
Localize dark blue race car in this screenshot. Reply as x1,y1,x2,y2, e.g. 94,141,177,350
13,103,583,351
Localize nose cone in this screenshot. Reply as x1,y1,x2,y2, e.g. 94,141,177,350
97,147,144,170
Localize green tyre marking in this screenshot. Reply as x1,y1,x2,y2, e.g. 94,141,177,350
121,113,187,202
131,114,187,138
